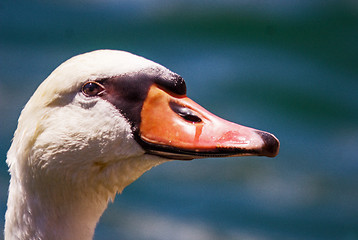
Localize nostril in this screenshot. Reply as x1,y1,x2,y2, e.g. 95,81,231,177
169,101,202,123
180,113,202,123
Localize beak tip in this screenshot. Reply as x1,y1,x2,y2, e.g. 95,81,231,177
256,131,280,157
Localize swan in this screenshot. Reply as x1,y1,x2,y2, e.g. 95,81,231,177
4,50,279,240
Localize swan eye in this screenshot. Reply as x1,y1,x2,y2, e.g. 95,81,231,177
169,101,202,123
82,81,105,97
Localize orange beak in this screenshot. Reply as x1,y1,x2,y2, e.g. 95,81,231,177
139,85,279,160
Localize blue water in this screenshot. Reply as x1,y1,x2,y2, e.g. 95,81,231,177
1,1,358,239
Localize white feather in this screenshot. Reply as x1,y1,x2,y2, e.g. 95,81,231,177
5,50,168,240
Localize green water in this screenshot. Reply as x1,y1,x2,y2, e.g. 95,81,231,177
1,1,358,239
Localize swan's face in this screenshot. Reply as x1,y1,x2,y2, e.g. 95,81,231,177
8,50,279,193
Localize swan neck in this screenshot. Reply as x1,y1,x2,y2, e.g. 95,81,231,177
5,151,166,240
5,169,108,240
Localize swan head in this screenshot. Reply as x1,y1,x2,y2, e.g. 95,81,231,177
5,50,279,239
7,50,279,196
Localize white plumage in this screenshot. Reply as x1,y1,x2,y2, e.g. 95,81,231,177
5,50,168,239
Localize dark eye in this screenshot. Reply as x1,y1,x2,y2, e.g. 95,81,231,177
82,81,105,97
169,101,202,123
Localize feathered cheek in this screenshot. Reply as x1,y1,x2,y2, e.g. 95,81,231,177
82,101,145,160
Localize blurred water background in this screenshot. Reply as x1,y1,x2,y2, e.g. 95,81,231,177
1,0,358,239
